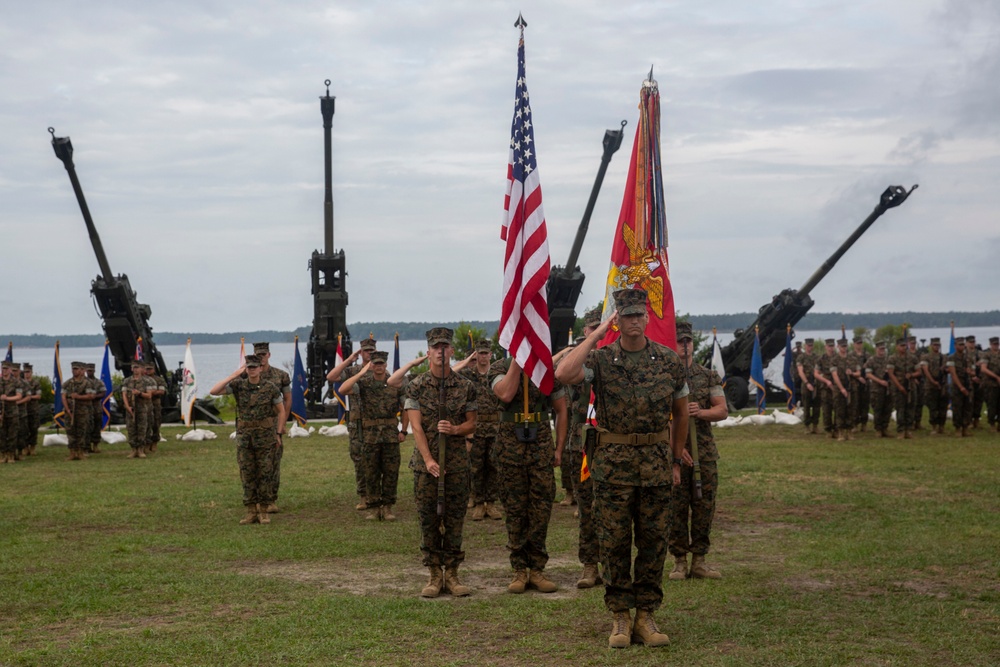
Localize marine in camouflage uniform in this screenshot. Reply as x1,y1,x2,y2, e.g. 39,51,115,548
122,362,154,458
555,289,690,649
966,336,983,428
0,362,25,463
848,338,869,431
457,339,502,521
490,351,567,595
814,339,837,437
20,364,42,456
400,328,477,598
339,350,406,520
64,361,97,460
328,338,378,508
886,338,917,438
146,363,168,453
210,354,285,525
920,337,949,434
980,337,1000,431
864,342,892,436
256,342,292,513
947,338,975,436
831,340,852,440
86,363,105,453
796,339,820,433
669,322,727,582
907,337,925,430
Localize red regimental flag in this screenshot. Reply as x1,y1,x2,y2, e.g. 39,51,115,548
499,23,553,394
600,77,676,351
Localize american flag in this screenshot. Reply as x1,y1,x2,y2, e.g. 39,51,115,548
134,336,144,361
500,16,553,394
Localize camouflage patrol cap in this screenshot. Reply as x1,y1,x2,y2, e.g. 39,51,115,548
930,337,941,344
824,338,835,346
990,337,999,344
852,337,863,344
896,338,907,346
252,342,270,355
907,336,916,343
86,363,96,370
370,351,389,364
71,361,85,369
359,338,378,352
795,341,802,347
676,321,694,341
244,354,262,368
965,335,976,343
22,363,32,371
875,340,886,348
426,328,453,346
474,339,492,352
804,338,814,345
613,288,648,316
837,339,848,347
0,361,11,370
583,307,602,328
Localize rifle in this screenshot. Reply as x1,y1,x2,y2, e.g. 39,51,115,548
684,346,702,501
436,352,447,536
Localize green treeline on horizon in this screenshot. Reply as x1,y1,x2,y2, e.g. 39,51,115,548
4,311,999,349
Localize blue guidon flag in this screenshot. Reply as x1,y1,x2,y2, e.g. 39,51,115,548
52,341,66,429
781,326,795,412
100,340,114,429
750,327,767,414
291,336,308,426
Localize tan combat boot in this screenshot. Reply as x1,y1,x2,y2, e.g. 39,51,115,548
668,554,689,581
136,447,147,458
507,569,529,594
810,424,818,434
262,503,280,514
528,569,558,593
91,445,101,454
576,563,601,589
149,442,157,453
239,506,258,525
844,429,853,441
632,609,670,647
467,497,475,509
608,610,632,649
444,566,471,597
355,497,368,510
470,503,486,521
421,566,443,598
256,504,271,524
690,554,722,579
560,490,575,506
364,507,378,520
904,430,913,440
127,448,137,459
485,503,502,520
382,505,396,521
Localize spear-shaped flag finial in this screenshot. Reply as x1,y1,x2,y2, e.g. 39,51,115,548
515,13,527,30
648,64,654,81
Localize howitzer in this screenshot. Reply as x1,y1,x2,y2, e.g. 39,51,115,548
307,80,352,417
718,185,917,409
547,121,627,353
47,128,220,424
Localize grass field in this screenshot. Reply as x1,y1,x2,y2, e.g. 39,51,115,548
2,422,998,666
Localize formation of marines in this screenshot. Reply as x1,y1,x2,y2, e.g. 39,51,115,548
794,334,1000,438
1,361,42,462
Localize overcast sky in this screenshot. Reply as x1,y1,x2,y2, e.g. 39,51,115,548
2,0,998,336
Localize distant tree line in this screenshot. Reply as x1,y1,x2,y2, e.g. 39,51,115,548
5,311,998,348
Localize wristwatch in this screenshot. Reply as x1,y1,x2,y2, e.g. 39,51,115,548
672,457,683,466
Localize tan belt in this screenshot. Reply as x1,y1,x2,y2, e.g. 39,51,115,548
596,427,670,446
239,418,276,429
477,413,499,423
362,418,399,427
500,411,551,423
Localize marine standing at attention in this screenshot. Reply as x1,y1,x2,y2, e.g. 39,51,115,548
398,328,477,598
63,361,95,461
796,338,819,434
457,339,503,522
328,338,377,510
556,289,690,650
255,342,292,514
668,321,727,582
210,355,285,525
20,364,42,457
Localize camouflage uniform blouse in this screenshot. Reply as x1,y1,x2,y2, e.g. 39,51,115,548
227,378,283,433
566,378,592,453
830,353,849,387
797,352,817,386
982,350,1000,387
261,366,292,396
404,371,477,474
920,350,947,384
887,351,917,387
815,353,834,381
685,363,724,462
488,357,566,467
458,365,500,439
583,339,688,487
946,350,974,383
355,374,403,445
865,355,889,383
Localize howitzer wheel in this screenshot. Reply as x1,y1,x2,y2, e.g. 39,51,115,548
725,376,749,411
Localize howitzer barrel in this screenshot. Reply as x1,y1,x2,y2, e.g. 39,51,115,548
320,80,336,256
48,128,114,282
798,185,917,297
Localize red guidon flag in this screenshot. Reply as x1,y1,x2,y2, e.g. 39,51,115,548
499,15,553,394
600,73,676,351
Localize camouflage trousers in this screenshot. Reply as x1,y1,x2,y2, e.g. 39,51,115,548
497,460,556,571
800,386,820,427
972,384,984,424
413,469,469,568
262,441,283,505
668,461,718,557
70,404,94,450
468,433,499,505
892,387,913,432
870,386,892,432
819,385,835,433
854,382,870,427
150,400,163,444
595,481,671,612
0,410,19,454
910,381,924,428
984,383,999,426
951,387,973,429
126,403,150,449
564,451,598,565
924,384,949,427
90,402,103,449
834,388,850,432
364,440,401,507
348,420,365,496
21,406,39,450
236,429,278,507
